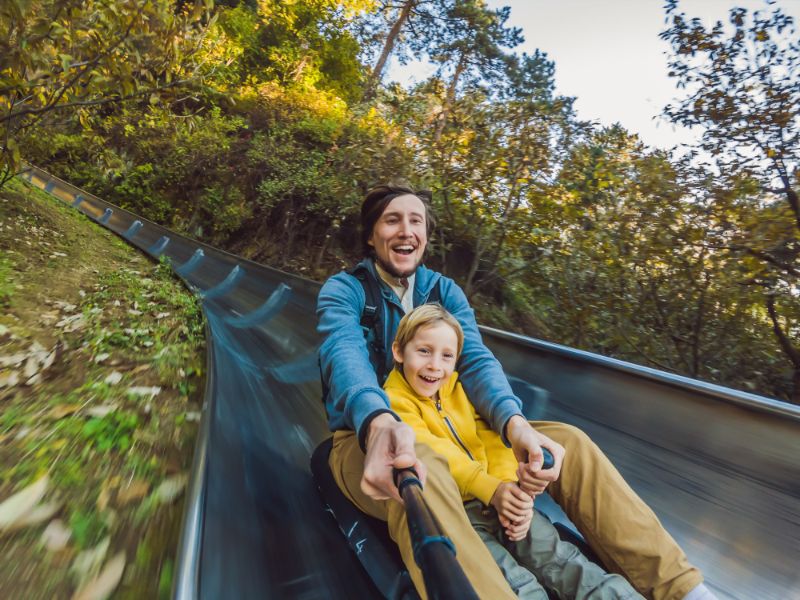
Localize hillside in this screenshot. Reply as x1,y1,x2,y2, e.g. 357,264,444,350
0,179,204,598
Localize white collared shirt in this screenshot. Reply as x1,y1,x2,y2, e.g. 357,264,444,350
375,262,416,314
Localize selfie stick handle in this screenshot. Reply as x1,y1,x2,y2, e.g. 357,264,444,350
394,468,480,600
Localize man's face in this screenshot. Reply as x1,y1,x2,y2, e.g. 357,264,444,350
368,194,427,278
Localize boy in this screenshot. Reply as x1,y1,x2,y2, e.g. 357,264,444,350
385,304,643,599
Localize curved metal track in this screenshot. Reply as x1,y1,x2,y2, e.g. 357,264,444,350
21,166,800,600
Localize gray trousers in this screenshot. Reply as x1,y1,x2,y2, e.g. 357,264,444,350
464,500,643,599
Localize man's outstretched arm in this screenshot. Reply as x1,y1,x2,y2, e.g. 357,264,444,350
438,277,567,480
317,274,425,500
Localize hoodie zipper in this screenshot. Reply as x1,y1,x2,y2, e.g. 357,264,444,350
435,398,474,460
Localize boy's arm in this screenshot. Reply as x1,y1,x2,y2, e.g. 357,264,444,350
390,394,502,505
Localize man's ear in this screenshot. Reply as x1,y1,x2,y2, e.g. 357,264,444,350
367,233,375,247
391,342,403,365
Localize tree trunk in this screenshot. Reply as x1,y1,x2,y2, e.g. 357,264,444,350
787,186,800,233
486,166,522,268
766,294,800,403
363,0,416,101
312,230,332,273
433,50,466,143
689,273,710,378
463,238,484,298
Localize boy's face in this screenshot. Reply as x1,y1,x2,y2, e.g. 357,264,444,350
392,322,458,399
368,194,427,278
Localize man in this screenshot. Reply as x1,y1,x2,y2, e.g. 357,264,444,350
317,185,715,600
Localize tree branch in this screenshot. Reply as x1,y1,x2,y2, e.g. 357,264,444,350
766,295,800,367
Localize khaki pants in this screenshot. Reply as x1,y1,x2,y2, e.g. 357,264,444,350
329,421,703,600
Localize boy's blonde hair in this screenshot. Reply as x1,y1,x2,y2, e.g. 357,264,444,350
393,304,464,368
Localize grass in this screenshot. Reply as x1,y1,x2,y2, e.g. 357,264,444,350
0,177,205,598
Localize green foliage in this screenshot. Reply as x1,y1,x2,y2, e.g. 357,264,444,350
212,1,371,100
662,1,800,400
69,510,109,549
158,558,174,600
0,255,13,307
0,0,216,182
81,413,139,453
113,163,168,222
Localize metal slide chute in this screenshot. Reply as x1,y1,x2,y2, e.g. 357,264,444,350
22,165,800,600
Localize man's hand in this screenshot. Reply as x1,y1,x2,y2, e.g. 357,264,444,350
505,415,565,497
361,413,427,503
490,481,533,540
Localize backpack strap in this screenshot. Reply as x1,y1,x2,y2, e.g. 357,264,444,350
348,263,388,385
427,277,442,306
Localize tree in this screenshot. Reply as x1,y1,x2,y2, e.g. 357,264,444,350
0,0,215,185
391,50,573,298
661,1,800,401
217,0,372,100
427,0,522,142
361,0,455,100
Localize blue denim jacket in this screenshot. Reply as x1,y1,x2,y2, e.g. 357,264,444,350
317,258,524,448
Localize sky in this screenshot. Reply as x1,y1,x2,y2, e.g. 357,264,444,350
388,0,800,152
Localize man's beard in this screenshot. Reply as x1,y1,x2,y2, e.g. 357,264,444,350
375,255,422,279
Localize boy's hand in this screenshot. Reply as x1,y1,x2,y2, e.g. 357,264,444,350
505,416,565,496
490,482,533,539
499,507,533,542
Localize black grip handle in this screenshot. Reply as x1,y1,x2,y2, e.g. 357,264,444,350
393,466,421,492
542,447,555,470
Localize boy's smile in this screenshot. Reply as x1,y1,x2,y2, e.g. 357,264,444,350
392,322,458,399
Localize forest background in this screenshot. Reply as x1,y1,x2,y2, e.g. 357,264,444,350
2,0,798,403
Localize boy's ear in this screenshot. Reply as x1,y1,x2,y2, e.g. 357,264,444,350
391,341,403,365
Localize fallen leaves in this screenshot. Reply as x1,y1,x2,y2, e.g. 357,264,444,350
0,352,27,368
0,370,20,388
41,518,72,551
57,314,87,333
0,475,49,530
86,405,117,419
72,552,126,600
103,371,123,385
126,386,161,399
154,474,188,505
0,340,62,388
116,480,150,506
71,537,110,587
49,404,82,419
0,475,61,532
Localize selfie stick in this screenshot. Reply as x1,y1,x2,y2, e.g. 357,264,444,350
393,447,554,599
394,468,480,600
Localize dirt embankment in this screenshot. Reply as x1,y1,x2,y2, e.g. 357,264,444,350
0,178,205,599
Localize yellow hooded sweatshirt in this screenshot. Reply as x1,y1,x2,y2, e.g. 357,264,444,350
384,368,519,505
